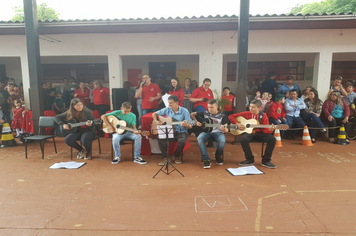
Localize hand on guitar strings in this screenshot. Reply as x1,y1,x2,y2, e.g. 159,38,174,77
63,124,70,130
237,123,246,131
195,121,202,127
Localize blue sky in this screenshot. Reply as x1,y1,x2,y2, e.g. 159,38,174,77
0,0,322,21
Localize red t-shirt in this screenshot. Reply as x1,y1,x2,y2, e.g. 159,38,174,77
74,88,90,107
168,89,184,106
268,102,286,120
228,111,271,134
190,86,214,110
93,87,110,105
142,83,161,109
221,94,235,112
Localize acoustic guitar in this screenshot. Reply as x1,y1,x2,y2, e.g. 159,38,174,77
55,119,102,137
151,116,197,135
102,115,150,139
192,117,238,133
230,116,289,136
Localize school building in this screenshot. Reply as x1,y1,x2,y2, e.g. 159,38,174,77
0,13,356,107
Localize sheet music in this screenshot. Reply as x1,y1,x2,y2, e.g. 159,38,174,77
49,161,86,169
157,125,174,139
162,93,170,107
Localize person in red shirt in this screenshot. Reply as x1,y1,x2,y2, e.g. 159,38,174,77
135,73,161,115
168,78,184,106
93,80,110,116
228,100,277,168
221,87,235,117
190,78,214,112
268,94,287,137
74,81,90,107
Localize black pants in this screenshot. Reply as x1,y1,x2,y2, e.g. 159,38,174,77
328,118,350,138
240,133,276,163
158,132,188,159
94,104,110,116
64,130,96,153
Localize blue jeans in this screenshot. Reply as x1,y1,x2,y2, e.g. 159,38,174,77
137,104,142,127
197,132,226,161
195,105,206,112
300,113,325,139
112,132,142,158
142,108,157,116
269,117,287,137
285,115,305,137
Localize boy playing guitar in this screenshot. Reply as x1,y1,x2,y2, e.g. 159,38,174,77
228,100,277,168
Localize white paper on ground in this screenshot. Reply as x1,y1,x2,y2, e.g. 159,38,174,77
226,166,264,176
49,161,86,169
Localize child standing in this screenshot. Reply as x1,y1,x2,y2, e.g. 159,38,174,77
11,99,25,137
221,87,235,117
344,83,356,121
53,91,66,114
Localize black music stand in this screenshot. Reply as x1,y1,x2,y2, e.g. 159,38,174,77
153,125,184,178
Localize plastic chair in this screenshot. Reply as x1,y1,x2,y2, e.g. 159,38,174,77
23,116,57,159
111,138,135,161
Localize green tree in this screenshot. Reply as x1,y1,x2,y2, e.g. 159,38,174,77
289,0,356,14
11,3,59,22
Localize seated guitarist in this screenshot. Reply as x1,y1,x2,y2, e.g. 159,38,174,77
101,102,147,165
54,98,96,160
191,99,229,169
228,100,277,168
152,95,193,165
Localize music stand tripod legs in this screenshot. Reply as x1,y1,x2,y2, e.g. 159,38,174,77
153,126,184,178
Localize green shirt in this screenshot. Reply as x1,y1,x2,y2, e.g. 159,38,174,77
106,110,136,128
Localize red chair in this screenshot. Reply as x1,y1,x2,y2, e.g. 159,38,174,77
22,111,34,134
92,110,100,119
44,110,56,134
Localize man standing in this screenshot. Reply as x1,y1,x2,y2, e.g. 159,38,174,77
135,73,162,115
284,89,306,139
190,78,214,112
228,100,277,168
277,76,301,96
101,102,147,165
87,80,94,110
191,99,229,169
0,78,11,123
261,72,278,101
152,95,192,165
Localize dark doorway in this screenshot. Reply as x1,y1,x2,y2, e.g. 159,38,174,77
0,65,6,79
149,62,176,94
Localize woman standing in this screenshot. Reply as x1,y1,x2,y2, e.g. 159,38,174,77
168,77,184,106
322,92,350,143
93,80,110,116
300,89,326,143
74,81,90,107
55,98,96,159
183,78,194,113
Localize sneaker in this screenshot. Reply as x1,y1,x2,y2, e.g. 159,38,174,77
111,156,121,164
261,162,276,168
77,149,85,159
83,152,91,160
203,159,211,169
134,157,147,164
239,160,254,166
158,158,168,166
174,156,182,164
215,156,223,165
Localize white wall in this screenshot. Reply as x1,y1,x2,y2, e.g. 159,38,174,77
0,57,22,84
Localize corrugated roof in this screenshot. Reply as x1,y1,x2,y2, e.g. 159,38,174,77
0,12,355,24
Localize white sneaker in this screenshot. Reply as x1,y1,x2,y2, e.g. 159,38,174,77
112,156,121,164
77,150,85,159
134,157,147,164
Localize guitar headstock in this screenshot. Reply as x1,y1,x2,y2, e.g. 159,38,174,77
276,124,289,130
141,131,150,139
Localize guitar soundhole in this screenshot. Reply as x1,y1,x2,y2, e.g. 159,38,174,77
246,123,251,128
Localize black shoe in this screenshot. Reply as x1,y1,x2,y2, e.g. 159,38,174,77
215,156,223,165
203,159,211,169
261,162,276,168
239,160,254,166
311,139,316,143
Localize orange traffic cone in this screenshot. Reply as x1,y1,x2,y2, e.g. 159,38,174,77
301,126,314,146
274,128,283,147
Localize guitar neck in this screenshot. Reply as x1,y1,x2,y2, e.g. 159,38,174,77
204,124,235,128
167,122,183,125
70,121,89,128
119,126,138,133
249,124,272,128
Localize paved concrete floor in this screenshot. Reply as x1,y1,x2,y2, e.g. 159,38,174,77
0,134,356,236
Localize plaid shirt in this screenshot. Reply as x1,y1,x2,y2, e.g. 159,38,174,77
303,99,323,115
